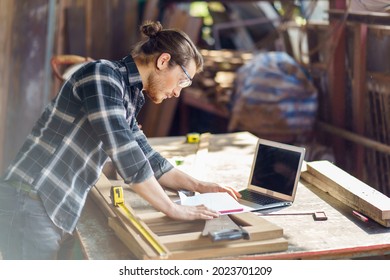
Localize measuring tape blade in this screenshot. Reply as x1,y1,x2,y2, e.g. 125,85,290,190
111,186,167,256
117,203,167,256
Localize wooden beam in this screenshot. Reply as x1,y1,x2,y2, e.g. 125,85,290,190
317,121,390,156
327,3,347,168
86,0,111,58
352,23,368,179
142,0,159,22
159,237,288,260
159,224,283,251
65,6,87,55
329,9,390,25
302,160,390,227
108,217,158,259
110,0,139,59
0,0,13,173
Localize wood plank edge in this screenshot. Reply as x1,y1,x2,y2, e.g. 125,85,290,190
159,225,284,251
145,237,288,260
108,217,162,259
306,161,390,219
305,166,390,220
301,172,390,227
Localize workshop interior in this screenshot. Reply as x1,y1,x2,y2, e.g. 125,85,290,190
1,0,390,260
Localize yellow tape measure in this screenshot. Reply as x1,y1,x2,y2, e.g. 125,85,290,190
110,186,167,256
186,133,200,143
111,186,124,206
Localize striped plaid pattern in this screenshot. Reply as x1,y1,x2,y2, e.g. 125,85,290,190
3,55,173,233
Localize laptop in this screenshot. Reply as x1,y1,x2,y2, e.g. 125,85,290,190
238,138,306,212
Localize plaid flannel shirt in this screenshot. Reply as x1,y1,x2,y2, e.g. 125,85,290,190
3,55,173,233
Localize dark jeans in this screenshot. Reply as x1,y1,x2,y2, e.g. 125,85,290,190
0,180,69,259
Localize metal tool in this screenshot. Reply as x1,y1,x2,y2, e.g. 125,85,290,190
256,211,328,221
110,186,168,256
202,215,250,242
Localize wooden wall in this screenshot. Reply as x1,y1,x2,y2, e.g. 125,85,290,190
0,0,198,175
57,0,139,60
306,10,390,196
0,0,13,173
0,0,142,175
0,0,49,174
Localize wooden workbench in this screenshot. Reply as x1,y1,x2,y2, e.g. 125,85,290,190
76,132,390,259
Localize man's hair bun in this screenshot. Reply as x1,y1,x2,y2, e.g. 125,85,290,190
140,21,163,38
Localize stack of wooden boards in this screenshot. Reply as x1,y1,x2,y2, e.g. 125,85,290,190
188,49,254,109
301,160,390,227
90,173,288,260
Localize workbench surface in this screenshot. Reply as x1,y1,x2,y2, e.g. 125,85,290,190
76,132,390,259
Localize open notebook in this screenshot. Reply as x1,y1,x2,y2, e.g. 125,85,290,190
178,191,244,214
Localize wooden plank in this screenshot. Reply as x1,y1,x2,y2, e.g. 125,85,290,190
230,212,268,226
89,186,116,219
307,161,390,217
302,160,390,226
108,217,158,259
0,0,13,173
110,0,128,59
91,174,164,258
160,224,283,251
93,174,169,258
160,238,288,260
77,196,132,259
147,220,205,236
328,2,347,167
301,172,390,228
112,203,171,255
65,6,86,55
86,0,111,58
241,244,390,260
145,211,283,251
51,0,67,98
317,121,390,156
142,0,159,22
351,23,368,179
110,0,138,59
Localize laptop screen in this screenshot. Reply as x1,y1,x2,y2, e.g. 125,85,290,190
250,143,303,196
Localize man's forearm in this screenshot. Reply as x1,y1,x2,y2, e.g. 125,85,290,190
157,167,241,200
131,175,177,214
157,167,200,192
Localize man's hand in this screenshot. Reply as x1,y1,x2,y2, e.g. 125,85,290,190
195,181,242,200
159,168,242,200
133,176,222,221
166,203,220,220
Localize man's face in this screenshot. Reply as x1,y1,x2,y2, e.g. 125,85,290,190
144,56,196,104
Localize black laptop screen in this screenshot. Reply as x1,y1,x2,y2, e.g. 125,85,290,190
250,144,302,196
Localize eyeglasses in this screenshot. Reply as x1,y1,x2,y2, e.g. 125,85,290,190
178,65,192,88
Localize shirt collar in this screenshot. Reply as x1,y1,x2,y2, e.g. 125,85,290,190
121,55,143,92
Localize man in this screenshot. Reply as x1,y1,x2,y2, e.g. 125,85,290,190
0,21,240,259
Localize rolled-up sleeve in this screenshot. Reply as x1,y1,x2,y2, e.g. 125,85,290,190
132,124,174,179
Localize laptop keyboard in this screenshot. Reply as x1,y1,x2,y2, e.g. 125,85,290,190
240,189,280,205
